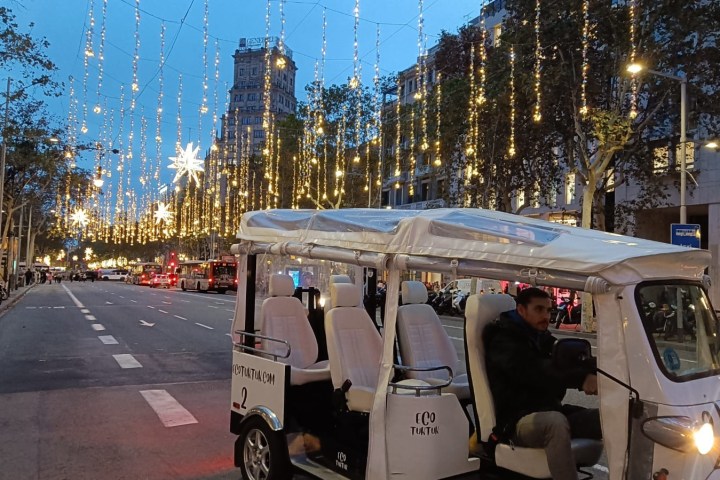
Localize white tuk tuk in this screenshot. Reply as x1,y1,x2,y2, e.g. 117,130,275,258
229,208,720,480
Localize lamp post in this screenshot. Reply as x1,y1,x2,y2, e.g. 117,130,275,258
627,64,688,223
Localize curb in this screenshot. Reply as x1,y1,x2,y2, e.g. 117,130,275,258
0,284,36,319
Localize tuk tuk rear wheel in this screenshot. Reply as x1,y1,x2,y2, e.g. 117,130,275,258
238,417,290,480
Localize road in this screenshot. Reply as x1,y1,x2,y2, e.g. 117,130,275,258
0,282,609,480
0,281,239,480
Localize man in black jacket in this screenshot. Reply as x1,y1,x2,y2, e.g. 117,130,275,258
484,287,601,480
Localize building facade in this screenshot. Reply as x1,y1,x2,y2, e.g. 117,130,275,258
221,37,297,158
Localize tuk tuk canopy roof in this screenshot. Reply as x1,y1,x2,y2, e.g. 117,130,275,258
238,208,710,284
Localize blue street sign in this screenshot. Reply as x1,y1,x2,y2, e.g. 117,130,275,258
670,223,701,248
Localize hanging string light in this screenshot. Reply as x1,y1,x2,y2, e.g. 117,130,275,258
465,42,478,185
508,46,516,157
434,72,442,167
394,80,403,184
478,9,487,107
154,22,165,182
200,0,209,115
373,23,383,190
176,74,183,155
277,0,287,68
580,0,590,116
81,0,95,134
350,0,361,89
319,9,328,202
131,0,140,96
351,0,363,170
93,0,107,115
628,0,638,118
533,0,542,122
262,0,274,202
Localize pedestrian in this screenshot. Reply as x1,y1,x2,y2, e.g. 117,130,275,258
25,269,32,286
47,271,53,284
40,270,47,284
484,287,601,480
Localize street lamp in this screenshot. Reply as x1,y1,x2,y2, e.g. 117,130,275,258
627,63,688,223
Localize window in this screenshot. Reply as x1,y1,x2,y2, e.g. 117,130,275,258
255,117,261,124
653,145,669,171
516,189,526,209
676,141,695,170
421,182,430,201
381,190,390,207
395,185,404,205
238,68,245,76
247,93,257,101
493,24,502,47
252,67,258,76
565,173,576,205
436,179,446,197
254,129,265,139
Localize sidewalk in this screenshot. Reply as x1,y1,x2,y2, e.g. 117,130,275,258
556,326,697,352
0,282,36,318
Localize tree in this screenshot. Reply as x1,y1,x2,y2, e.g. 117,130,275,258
281,82,379,209
432,24,563,212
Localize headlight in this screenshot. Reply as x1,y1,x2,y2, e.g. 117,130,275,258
694,421,714,455
642,414,715,455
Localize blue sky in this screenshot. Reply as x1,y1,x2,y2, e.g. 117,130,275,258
12,0,482,188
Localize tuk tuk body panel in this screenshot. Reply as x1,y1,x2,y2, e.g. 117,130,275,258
231,350,289,424
385,393,480,479
648,402,720,479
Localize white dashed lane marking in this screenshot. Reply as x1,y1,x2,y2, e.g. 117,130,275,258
147,306,155,309
208,306,218,309
130,300,137,303
98,335,119,345
85,315,97,321
113,354,142,369
174,315,187,320
91,324,106,331
195,322,213,330
139,389,198,427
158,309,168,314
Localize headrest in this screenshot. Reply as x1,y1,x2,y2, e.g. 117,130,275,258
330,283,362,308
269,274,296,297
465,294,517,328
330,274,352,284
401,281,428,305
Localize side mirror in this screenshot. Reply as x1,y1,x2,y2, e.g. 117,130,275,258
553,338,593,370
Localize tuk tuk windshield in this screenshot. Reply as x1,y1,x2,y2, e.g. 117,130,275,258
637,283,720,381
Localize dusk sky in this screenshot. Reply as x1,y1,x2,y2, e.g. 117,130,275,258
11,0,483,184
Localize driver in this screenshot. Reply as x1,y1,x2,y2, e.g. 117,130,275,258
484,287,601,480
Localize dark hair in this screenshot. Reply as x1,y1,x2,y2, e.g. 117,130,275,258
516,287,551,307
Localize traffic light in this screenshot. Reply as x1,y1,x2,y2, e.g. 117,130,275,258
169,252,175,268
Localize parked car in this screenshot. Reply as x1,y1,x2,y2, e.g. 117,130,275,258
149,274,170,289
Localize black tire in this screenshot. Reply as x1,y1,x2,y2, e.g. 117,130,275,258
238,417,291,480
181,281,187,291
218,288,227,295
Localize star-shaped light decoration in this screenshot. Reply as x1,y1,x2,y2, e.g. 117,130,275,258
153,202,174,224
70,209,89,227
168,142,204,185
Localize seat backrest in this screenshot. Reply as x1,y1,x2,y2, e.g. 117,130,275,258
260,274,318,369
464,293,517,442
397,281,461,380
323,274,354,314
325,282,382,391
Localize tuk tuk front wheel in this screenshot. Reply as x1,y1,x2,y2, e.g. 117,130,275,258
238,417,291,480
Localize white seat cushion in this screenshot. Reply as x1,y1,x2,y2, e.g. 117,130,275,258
326,283,382,412
397,281,468,400
261,274,330,386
